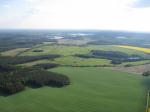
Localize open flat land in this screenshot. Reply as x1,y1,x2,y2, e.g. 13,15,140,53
16,44,150,67
0,67,149,112
0,30,150,112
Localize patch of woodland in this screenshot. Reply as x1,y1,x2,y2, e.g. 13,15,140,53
75,50,146,65
0,65,70,95
0,54,61,65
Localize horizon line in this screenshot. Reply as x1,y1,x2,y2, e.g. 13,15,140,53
0,28,150,33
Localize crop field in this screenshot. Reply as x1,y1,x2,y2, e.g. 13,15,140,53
147,93,150,112
117,45,150,53
0,30,150,112
0,67,148,112
1,43,150,69
21,56,111,67
17,44,150,67
122,60,150,66
110,64,150,74
1,48,30,57
54,56,111,66
21,44,148,56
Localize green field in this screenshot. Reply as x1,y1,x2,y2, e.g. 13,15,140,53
16,44,149,67
21,56,111,66
21,44,148,57
122,60,150,66
1,48,30,57
0,67,149,112
1,44,149,67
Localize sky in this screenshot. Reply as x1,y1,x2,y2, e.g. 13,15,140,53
0,0,150,32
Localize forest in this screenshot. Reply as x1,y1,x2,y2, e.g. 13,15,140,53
0,64,70,94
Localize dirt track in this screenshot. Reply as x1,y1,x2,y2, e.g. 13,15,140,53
109,64,150,74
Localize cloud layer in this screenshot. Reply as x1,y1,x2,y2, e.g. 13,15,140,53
0,0,150,32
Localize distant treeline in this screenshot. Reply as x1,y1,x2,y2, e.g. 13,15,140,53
33,63,59,69
0,54,61,65
0,30,57,52
0,65,70,94
91,50,143,61
75,50,145,64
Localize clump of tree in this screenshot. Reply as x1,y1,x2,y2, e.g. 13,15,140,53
142,71,150,76
19,67,70,88
124,64,133,67
0,67,70,95
33,50,44,52
111,60,122,65
0,64,17,72
0,72,25,94
25,70,70,87
34,63,59,69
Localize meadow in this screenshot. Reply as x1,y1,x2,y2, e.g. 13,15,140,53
0,67,148,112
0,30,150,112
20,44,148,56
17,44,150,67
1,48,30,57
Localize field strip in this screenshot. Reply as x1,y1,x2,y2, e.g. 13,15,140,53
116,45,150,53
146,91,150,112
1,48,30,57
107,64,150,74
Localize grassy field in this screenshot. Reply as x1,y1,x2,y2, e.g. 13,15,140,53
122,60,150,66
1,44,149,67
54,56,111,66
1,48,30,57
21,44,148,56
0,67,149,112
21,56,111,66
148,92,150,112
17,44,149,66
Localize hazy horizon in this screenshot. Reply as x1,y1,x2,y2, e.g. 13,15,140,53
0,0,150,32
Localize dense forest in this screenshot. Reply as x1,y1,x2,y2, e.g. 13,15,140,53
0,64,70,95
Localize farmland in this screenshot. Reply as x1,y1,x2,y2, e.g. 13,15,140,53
17,44,150,67
117,45,150,53
0,30,150,112
0,67,149,112
1,48,30,57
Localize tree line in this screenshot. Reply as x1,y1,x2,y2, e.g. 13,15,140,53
0,54,61,65
75,50,145,64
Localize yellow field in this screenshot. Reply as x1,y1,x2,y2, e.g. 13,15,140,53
117,45,150,53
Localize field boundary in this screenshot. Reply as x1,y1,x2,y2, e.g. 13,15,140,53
146,91,150,112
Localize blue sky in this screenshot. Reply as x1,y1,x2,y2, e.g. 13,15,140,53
0,0,150,32
132,0,150,8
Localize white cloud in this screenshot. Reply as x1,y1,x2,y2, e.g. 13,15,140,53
1,0,150,32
